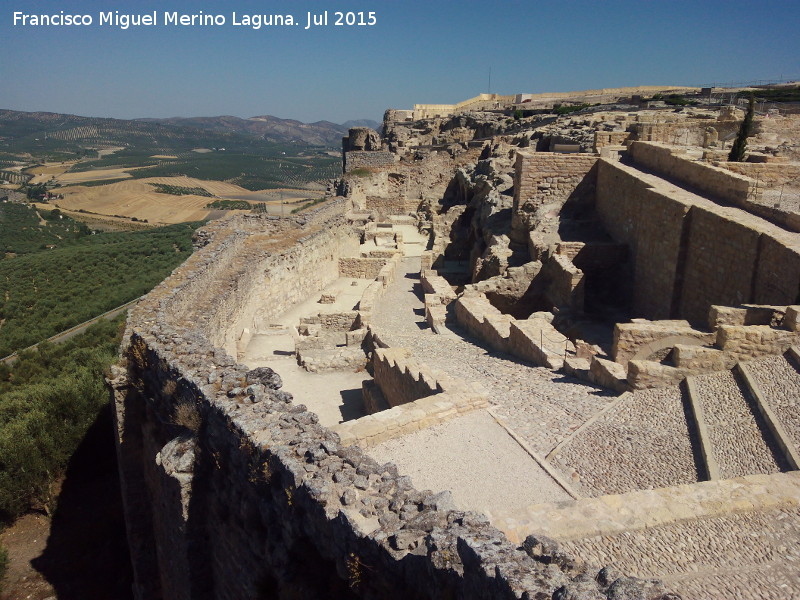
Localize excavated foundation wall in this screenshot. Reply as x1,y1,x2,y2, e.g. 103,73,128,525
511,151,598,240
596,158,800,323
111,206,669,599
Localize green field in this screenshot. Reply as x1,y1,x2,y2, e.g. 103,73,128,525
0,203,199,357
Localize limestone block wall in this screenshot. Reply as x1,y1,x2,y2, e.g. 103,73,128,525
595,158,800,323
512,151,598,237
540,253,585,311
454,292,573,369
612,320,716,366
332,341,489,448
679,206,760,321
716,324,800,361
372,348,442,407
339,256,391,279
593,130,632,151
628,141,758,205
721,161,800,187
299,311,359,332
455,293,513,352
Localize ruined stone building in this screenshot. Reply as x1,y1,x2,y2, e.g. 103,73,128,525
112,88,800,599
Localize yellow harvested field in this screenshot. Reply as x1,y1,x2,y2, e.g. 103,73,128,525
151,155,178,159
44,175,325,224
53,177,214,224
56,168,136,184
26,162,76,183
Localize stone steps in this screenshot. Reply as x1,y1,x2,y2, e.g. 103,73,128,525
684,367,789,481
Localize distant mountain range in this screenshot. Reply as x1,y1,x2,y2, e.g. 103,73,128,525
0,108,381,149
137,115,381,146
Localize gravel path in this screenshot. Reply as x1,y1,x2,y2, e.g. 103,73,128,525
372,258,616,457
560,506,800,600
693,370,783,479
552,386,699,496
746,354,800,449
368,411,571,515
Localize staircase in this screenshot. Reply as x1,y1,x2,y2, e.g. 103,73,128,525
683,351,799,480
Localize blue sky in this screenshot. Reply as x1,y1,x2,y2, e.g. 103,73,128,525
2,0,798,123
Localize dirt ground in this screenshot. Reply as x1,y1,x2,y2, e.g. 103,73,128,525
0,407,133,600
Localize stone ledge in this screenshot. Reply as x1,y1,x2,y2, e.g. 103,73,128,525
493,471,800,544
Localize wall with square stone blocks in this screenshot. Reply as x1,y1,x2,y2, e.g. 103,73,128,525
596,158,800,324
512,151,598,236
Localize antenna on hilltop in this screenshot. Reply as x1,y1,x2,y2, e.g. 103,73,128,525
488,67,492,94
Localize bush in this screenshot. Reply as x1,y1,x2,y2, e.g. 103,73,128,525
0,544,7,587
0,318,123,520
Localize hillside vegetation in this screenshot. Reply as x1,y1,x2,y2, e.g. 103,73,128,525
0,316,124,521
0,109,342,191
0,202,198,357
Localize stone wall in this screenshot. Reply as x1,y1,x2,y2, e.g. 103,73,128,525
721,161,800,187
628,141,757,205
299,311,359,332
454,292,573,369
595,158,800,323
372,348,441,407
512,150,598,239
339,256,391,279
343,150,397,173
593,130,632,151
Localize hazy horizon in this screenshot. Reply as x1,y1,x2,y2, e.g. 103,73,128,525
3,0,799,123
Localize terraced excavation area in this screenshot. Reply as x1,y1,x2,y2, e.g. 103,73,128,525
239,223,800,599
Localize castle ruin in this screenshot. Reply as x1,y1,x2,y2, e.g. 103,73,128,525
112,87,800,599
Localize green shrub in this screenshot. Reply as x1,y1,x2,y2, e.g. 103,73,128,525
0,543,8,589
205,200,251,210
0,317,123,520
552,103,590,115
149,183,213,197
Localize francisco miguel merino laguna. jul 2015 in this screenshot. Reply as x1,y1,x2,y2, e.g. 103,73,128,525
12,10,377,29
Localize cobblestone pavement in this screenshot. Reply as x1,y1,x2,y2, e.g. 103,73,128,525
551,386,700,496
560,506,800,600
694,370,783,478
747,353,800,449
370,257,800,600
371,258,616,458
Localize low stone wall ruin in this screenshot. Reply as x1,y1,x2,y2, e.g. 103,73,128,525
339,256,393,279
454,292,573,369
